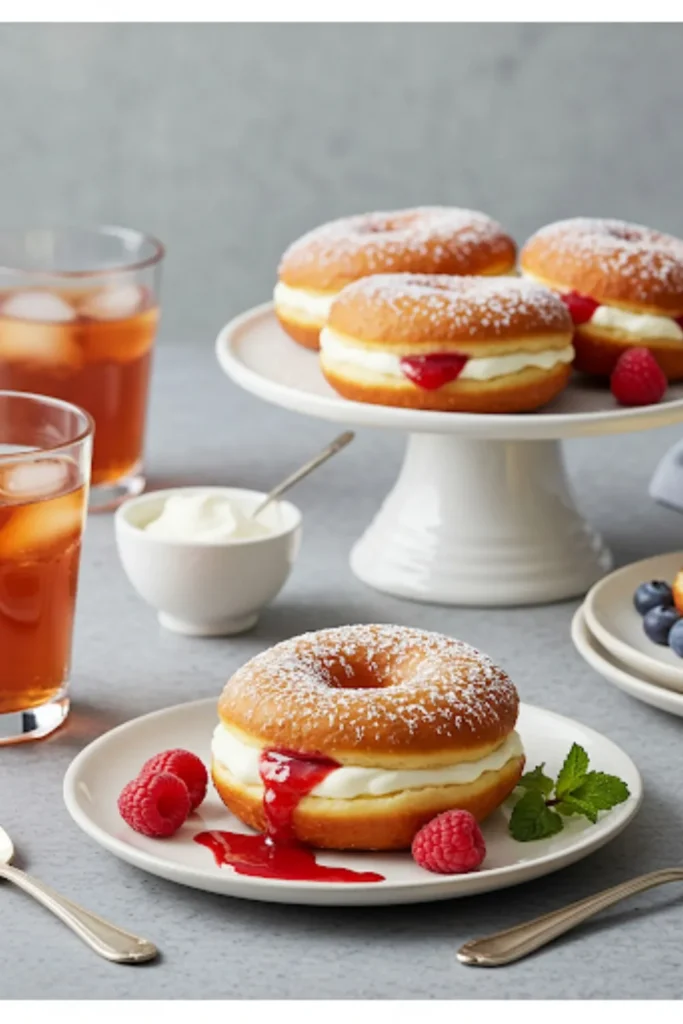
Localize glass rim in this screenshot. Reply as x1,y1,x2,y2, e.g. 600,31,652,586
0,389,95,464
0,224,165,278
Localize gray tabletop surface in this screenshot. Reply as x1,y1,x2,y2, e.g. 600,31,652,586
3,342,683,1000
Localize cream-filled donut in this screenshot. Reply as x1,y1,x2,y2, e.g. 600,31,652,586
212,624,525,851
319,274,573,414
520,217,683,379
275,207,516,350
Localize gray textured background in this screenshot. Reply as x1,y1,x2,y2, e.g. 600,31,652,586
0,23,680,340
3,21,683,1001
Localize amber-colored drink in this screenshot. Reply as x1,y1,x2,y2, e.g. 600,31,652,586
0,456,86,715
0,288,158,487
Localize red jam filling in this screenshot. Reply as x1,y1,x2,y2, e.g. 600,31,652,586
560,290,599,325
193,748,385,884
400,353,469,391
258,748,339,845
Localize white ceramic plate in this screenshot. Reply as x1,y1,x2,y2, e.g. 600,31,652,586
64,698,641,906
215,303,683,442
572,605,683,718
584,553,683,691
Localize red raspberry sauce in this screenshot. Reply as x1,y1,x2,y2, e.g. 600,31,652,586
560,290,599,325
259,748,339,845
400,353,469,390
194,749,384,884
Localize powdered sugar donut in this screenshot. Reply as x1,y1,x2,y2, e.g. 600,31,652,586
320,274,573,414
212,624,525,850
274,207,516,351
520,218,683,379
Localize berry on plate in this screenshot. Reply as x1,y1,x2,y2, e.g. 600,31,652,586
610,348,668,407
411,809,486,874
643,605,681,646
633,580,674,616
668,619,683,658
140,749,208,811
118,771,191,838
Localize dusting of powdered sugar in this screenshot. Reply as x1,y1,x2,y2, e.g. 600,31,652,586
527,217,683,295
279,207,513,274
222,624,519,749
334,272,570,336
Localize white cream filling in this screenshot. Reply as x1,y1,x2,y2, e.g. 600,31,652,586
521,270,683,341
212,725,524,799
588,304,683,340
319,328,574,383
274,281,338,321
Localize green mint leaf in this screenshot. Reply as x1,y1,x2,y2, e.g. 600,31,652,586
555,743,590,798
509,790,564,842
556,801,579,817
517,763,554,797
572,772,630,811
557,794,598,824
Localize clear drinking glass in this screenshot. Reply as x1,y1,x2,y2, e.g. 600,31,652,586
0,226,164,511
0,391,93,744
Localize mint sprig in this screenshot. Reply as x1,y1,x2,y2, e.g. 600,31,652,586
509,743,630,842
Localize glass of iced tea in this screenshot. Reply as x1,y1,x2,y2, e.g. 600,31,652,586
0,226,163,511
0,391,93,744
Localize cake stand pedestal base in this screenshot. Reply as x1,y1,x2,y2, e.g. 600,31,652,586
350,433,612,607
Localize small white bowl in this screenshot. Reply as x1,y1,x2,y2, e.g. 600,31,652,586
114,486,302,636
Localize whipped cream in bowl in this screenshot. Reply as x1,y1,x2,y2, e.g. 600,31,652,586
115,487,302,636
143,491,282,544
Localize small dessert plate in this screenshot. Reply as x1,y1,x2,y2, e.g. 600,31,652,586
572,605,683,718
583,553,683,692
63,699,641,907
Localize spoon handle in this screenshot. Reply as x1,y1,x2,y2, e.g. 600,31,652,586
0,862,158,964
252,431,355,517
457,867,683,967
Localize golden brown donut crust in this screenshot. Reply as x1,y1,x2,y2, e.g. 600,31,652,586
520,218,683,316
218,625,520,764
572,327,683,380
278,207,516,293
211,755,525,851
322,361,572,414
275,311,321,350
327,274,572,347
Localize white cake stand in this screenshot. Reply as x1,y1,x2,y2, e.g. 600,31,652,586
216,303,683,607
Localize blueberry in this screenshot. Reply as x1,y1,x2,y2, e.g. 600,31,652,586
643,605,681,645
668,619,683,658
634,580,674,615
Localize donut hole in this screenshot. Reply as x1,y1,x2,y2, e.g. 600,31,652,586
360,213,414,237
362,219,397,237
325,660,390,690
606,224,645,245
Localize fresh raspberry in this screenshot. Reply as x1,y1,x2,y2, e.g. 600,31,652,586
139,749,208,811
610,347,668,407
118,771,191,838
411,810,486,874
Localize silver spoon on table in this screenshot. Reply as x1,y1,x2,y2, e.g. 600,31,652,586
0,826,158,964
251,431,355,518
457,867,683,967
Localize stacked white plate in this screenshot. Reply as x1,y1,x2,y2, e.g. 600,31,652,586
572,552,683,717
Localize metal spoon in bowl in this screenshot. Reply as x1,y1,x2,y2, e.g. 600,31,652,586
0,826,158,964
251,430,355,519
